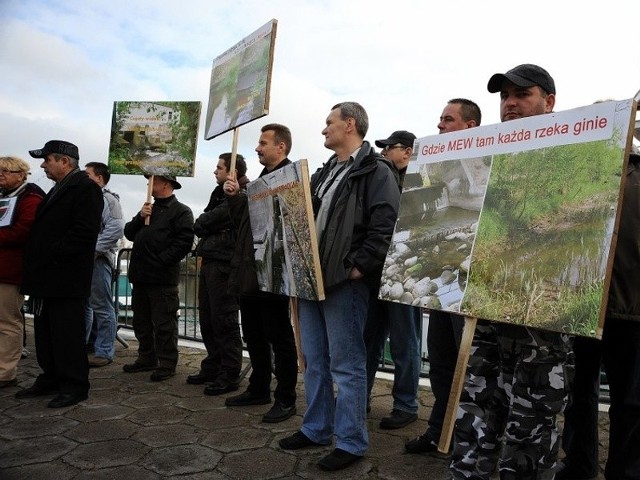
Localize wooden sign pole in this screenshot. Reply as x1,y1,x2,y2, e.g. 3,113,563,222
229,128,239,179
144,175,154,226
289,297,305,372
438,316,477,453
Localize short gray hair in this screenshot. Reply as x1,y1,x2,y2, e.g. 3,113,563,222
332,101,368,138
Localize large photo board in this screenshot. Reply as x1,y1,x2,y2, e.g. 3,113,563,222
379,99,637,337
108,101,201,176
204,19,278,140
247,159,324,300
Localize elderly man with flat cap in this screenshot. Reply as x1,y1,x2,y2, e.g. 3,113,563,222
363,129,423,430
123,174,194,382
449,64,573,480
17,140,103,408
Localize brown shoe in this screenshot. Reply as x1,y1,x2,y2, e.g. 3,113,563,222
88,355,112,368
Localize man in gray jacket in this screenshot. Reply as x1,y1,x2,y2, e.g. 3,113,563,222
278,102,399,471
84,162,124,367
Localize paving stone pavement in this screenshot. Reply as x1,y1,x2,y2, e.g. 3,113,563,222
1,319,609,479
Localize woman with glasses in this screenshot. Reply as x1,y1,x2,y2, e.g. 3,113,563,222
0,156,45,388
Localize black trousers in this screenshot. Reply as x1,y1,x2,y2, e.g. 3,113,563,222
198,261,242,382
563,319,640,480
425,310,464,440
240,294,297,406
33,297,89,396
131,283,179,370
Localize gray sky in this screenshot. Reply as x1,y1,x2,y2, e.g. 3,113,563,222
1,0,639,222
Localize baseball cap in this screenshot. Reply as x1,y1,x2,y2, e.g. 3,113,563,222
375,130,417,149
29,140,80,160
144,173,182,190
487,64,556,95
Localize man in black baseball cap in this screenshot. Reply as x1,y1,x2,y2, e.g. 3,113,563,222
487,63,555,95
450,63,566,480
29,140,79,160
18,138,103,408
486,63,555,122
374,130,416,150
366,128,422,432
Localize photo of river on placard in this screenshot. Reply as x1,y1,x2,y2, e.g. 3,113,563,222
379,157,490,310
461,140,625,337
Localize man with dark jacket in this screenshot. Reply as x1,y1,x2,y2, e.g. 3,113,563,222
17,140,103,408
406,98,482,454
364,130,422,430
558,147,640,480
278,102,399,471
122,174,194,382
186,153,248,396
224,123,299,424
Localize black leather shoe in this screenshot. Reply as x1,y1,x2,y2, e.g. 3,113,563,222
318,448,363,471
555,462,598,480
203,379,239,396
279,430,328,450
225,390,271,406
186,372,217,385
122,362,156,373
0,378,18,388
15,384,58,399
150,369,175,382
379,409,418,429
48,393,88,408
405,433,439,454
262,401,296,423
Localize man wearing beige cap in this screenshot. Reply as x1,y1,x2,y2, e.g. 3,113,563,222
122,174,194,382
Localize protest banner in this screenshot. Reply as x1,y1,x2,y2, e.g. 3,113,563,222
380,99,637,338
246,159,324,301
108,101,201,177
204,19,278,141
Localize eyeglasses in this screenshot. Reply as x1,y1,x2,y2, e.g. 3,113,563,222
382,145,407,152
0,169,23,175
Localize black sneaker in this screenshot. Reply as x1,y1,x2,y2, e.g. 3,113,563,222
225,390,271,407
554,461,598,480
150,368,175,382
203,379,239,396
186,371,217,385
279,430,329,450
318,448,363,471
379,409,418,429
122,362,156,373
405,433,438,454
262,401,296,423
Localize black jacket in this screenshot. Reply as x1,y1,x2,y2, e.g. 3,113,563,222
22,170,103,298
124,194,194,285
606,152,640,322
194,176,248,263
228,159,292,297
312,142,399,291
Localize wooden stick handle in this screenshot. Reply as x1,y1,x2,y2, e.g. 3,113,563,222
144,175,154,226
230,128,239,179
438,316,477,453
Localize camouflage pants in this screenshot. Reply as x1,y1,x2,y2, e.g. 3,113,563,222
450,322,574,480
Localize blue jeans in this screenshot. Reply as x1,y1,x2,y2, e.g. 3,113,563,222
298,280,369,456
85,256,116,360
365,297,422,413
